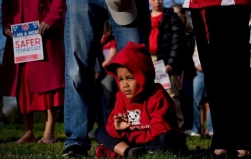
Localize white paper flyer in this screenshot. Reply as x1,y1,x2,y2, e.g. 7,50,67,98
153,60,171,89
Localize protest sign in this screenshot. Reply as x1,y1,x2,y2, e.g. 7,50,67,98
11,21,44,63
153,60,171,89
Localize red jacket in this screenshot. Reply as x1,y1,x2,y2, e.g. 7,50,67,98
104,42,181,144
183,0,250,8
0,0,66,96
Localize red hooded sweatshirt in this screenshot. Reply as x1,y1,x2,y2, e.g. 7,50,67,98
104,42,181,145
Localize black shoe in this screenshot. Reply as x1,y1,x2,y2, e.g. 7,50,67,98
128,147,147,158
62,144,89,158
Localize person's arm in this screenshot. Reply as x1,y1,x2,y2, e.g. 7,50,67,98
106,92,128,139
192,43,202,71
165,12,185,73
39,0,66,36
43,0,66,27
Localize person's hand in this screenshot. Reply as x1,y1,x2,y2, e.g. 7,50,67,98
102,61,108,68
196,65,202,71
95,72,100,80
165,65,173,73
114,113,131,130
39,22,50,36
4,26,13,37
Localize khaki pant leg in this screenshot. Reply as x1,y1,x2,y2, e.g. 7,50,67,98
167,75,184,128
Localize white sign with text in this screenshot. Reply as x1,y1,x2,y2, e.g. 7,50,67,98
153,60,171,89
11,21,44,63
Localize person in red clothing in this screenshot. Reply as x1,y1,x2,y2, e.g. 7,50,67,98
1,0,66,144
182,0,251,158
94,42,187,158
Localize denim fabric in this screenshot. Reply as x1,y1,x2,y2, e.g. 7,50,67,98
0,0,6,64
64,0,150,150
192,71,213,134
207,109,213,134
192,71,205,133
0,0,6,123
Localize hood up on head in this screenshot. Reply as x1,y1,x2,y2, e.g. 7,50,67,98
105,42,155,101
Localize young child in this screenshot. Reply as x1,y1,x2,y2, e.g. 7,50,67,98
94,42,187,158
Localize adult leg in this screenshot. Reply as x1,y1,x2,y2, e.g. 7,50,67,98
63,0,108,156
191,6,251,154
15,112,35,143
204,6,251,152
206,105,213,137
110,0,150,51
179,74,194,130
192,71,205,134
190,10,224,157
167,75,184,128
38,108,58,144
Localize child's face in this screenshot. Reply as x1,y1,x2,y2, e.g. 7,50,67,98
149,0,163,11
116,67,141,99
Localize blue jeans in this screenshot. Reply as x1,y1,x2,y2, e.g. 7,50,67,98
192,71,213,134
207,109,213,134
0,0,6,64
64,0,150,150
0,32,5,64
192,71,205,133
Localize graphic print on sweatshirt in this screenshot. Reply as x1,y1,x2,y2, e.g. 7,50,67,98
127,109,151,131
127,109,141,125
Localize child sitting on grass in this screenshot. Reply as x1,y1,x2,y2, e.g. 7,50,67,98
94,42,188,158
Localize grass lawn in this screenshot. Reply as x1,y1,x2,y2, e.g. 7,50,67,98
0,119,212,159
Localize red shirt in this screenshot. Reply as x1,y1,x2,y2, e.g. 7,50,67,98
101,34,117,59
149,13,163,54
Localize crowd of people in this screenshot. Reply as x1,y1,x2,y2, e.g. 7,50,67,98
0,0,251,158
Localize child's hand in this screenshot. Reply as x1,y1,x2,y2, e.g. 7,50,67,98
114,113,131,130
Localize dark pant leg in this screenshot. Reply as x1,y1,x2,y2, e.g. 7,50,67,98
191,6,251,150
144,131,187,153
95,126,123,151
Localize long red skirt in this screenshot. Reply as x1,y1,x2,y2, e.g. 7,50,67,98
18,64,64,114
